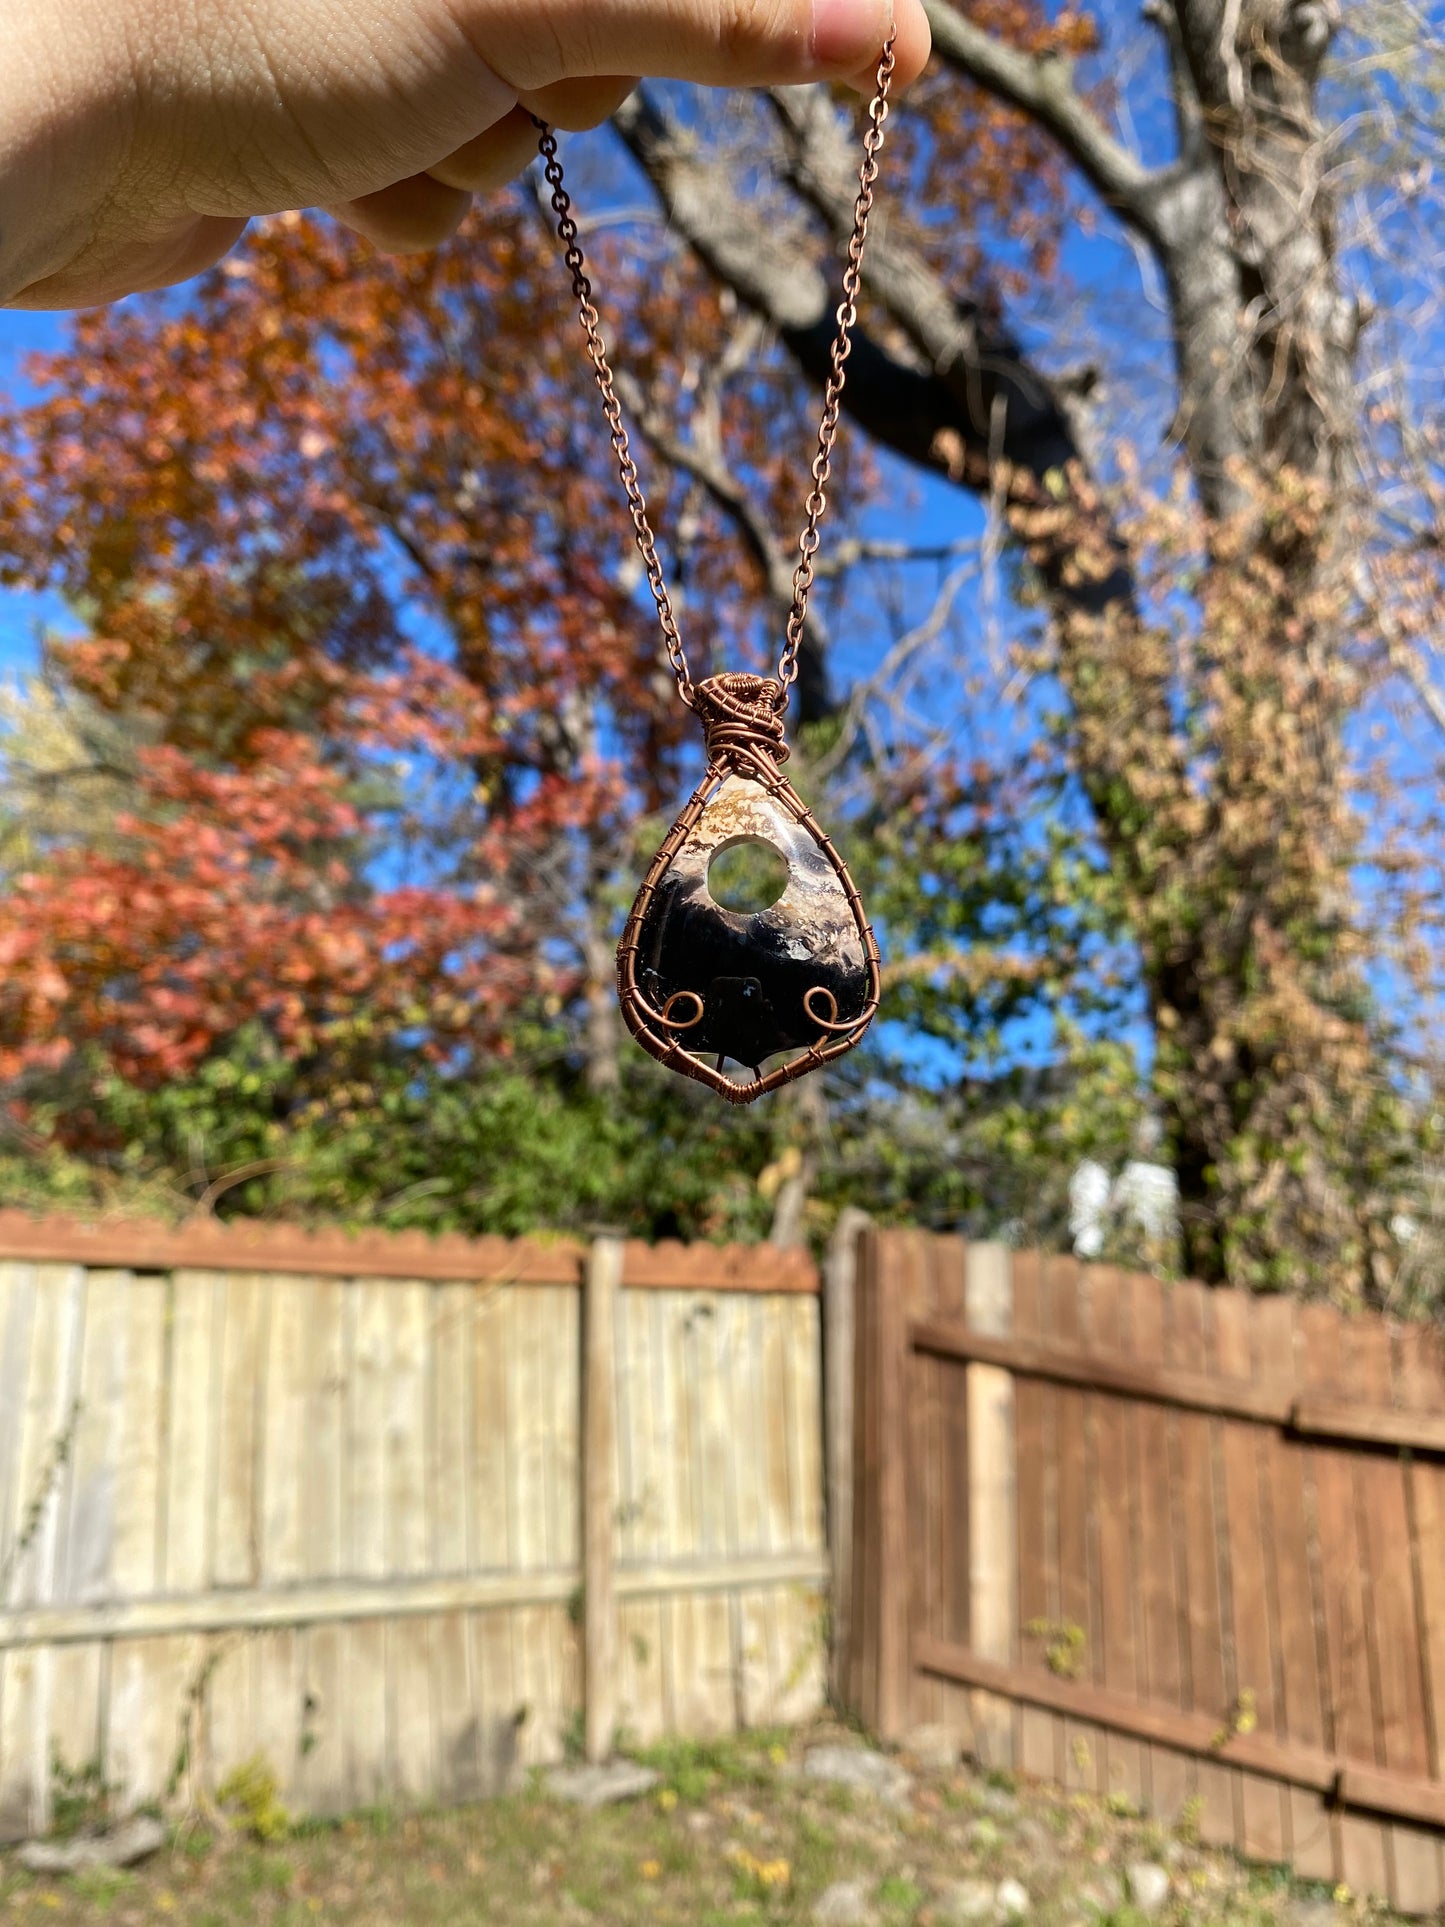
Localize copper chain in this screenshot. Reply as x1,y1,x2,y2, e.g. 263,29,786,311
533,34,896,714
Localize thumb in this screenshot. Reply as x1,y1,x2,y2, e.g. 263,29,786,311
454,0,931,93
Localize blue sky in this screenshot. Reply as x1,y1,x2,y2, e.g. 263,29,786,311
2,27,1435,1088
0,308,69,672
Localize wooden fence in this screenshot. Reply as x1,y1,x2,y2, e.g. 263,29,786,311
0,1215,826,1838
832,1229,1445,1916
10,1208,1445,1908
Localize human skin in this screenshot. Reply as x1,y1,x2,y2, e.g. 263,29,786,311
0,0,930,309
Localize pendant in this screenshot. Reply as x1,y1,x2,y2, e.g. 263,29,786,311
616,674,880,1103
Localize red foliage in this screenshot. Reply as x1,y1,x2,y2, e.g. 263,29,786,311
0,729,538,1087
0,71,1074,1117
0,202,681,1103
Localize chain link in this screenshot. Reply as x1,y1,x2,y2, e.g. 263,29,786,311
534,122,695,704
534,34,896,716
779,36,895,701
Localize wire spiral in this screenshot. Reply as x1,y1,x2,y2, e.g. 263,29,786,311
692,673,790,770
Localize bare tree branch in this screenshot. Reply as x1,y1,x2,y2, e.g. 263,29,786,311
1387,638,1445,742
610,360,835,715
1142,0,1208,165
612,90,1092,512
810,560,977,779
921,0,1168,242
816,535,981,577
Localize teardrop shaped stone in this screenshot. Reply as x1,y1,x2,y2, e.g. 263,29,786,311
630,769,871,1070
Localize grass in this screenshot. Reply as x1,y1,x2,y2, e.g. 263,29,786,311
0,1727,1413,1927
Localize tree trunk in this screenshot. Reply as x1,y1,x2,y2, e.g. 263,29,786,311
581,900,621,1095
614,0,1396,1294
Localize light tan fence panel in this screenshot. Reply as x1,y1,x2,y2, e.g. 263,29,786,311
295,1275,347,1814
614,1288,667,1744
613,1285,828,1740
468,1281,521,1791
0,1221,825,1832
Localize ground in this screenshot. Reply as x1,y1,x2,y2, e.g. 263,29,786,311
0,1724,1408,1927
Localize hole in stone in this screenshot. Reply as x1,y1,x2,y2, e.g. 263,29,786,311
707,836,789,914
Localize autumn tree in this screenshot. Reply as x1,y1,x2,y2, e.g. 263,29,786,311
0,126,1122,1245
1,2,1442,1292
603,0,1445,1294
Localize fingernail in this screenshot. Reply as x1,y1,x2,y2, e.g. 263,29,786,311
809,0,890,72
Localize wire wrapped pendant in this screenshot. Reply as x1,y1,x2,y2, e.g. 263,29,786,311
617,675,880,1103
536,39,896,1101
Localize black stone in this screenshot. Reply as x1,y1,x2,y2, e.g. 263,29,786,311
633,772,870,1068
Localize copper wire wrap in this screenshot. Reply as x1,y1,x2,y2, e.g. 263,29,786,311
613,676,883,1105
693,673,790,770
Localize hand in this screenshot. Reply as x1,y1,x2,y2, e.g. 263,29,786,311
0,0,929,309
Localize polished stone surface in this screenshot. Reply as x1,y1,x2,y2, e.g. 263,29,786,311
634,771,870,1069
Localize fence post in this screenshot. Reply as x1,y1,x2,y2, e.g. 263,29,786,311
966,1241,1016,1769
824,1208,869,1706
583,1235,623,1763
846,1227,911,1740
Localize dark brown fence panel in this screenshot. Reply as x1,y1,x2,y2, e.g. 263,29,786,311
933,1238,974,1749
848,1226,910,1737
1128,1270,1190,1824
838,1230,1445,1916
1049,1258,1104,1797
903,1233,942,1738
1166,1280,1235,1846
1214,1288,1289,1862
1398,1323,1445,1908
1092,1267,1147,1810
1012,1251,1055,1784
1254,1295,1334,1884
1299,1302,1394,1897
1357,1314,1441,1911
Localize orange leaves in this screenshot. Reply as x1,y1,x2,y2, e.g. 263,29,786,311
350,650,501,763
0,726,533,1100
889,0,1094,291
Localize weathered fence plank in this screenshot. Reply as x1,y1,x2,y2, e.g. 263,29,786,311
1167,1280,1234,1846
932,1236,975,1754
1127,1270,1189,1825
1213,1288,1289,1862
0,1267,36,1588
430,1282,474,1800
1011,1250,1054,1783
0,1265,84,1835
1397,1322,1445,1909
824,1210,864,1712
1049,1257,1102,1798
1089,1267,1145,1811
903,1233,939,1734
583,1239,620,1762
1299,1303,1392,1898
964,1242,1015,1772
1351,1315,1438,1911
1252,1295,1333,1884
388,1281,434,1801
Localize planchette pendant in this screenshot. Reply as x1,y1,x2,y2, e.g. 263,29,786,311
616,674,880,1103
